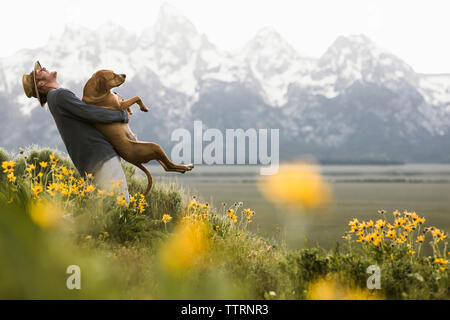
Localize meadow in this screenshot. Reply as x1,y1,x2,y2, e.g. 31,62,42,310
0,147,449,299
143,163,450,250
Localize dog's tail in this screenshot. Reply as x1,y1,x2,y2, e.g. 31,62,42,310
136,163,153,196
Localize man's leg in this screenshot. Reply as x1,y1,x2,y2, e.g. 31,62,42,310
93,156,130,203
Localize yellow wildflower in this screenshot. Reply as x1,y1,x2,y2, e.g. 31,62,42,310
434,258,448,265
188,199,198,208
2,160,15,173
39,161,48,168
375,219,386,230
7,172,16,182
29,200,63,228
85,184,96,193
258,161,333,211
393,209,401,217
158,219,211,273
32,185,43,197
162,214,172,224
348,218,359,227
49,154,59,164
386,229,396,239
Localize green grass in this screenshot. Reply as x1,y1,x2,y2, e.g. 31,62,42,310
0,147,448,299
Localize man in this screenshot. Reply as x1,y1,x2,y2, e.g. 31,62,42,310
22,61,130,201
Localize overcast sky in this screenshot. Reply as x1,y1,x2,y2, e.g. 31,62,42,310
1,0,449,74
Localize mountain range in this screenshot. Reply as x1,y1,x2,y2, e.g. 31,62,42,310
1,2,450,163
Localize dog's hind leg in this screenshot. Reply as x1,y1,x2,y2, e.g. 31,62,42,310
131,141,194,173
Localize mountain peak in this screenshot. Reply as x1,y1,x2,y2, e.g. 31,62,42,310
254,26,282,38
159,2,183,18
245,26,296,53
153,2,198,35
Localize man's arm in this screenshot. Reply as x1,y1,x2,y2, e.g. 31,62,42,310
55,89,129,124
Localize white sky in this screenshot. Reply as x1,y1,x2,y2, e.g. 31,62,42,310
1,0,450,74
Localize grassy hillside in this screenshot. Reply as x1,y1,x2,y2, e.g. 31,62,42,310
0,147,448,299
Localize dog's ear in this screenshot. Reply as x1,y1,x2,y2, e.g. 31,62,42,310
95,75,107,93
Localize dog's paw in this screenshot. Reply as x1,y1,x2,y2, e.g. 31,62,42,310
186,163,194,171
140,105,149,112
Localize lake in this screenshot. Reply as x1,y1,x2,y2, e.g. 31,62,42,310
142,163,450,249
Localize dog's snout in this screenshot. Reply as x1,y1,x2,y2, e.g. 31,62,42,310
121,74,126,79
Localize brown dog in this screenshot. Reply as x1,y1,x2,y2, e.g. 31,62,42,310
82,69,194,195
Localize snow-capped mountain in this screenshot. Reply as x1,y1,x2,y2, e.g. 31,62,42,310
1,2,450,163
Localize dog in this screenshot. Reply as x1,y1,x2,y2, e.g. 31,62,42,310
82,69,194,195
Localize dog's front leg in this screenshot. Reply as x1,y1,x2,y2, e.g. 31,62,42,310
119,97,149,112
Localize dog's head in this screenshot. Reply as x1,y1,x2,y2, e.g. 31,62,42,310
92,70,126,93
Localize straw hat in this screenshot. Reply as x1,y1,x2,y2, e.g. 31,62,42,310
22,61,47,107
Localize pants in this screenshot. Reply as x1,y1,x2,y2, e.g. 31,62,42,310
93,156,130,203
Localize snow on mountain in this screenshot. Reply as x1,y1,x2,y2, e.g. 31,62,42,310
131,2,202,97
417,74,450,108
0,3,450,132
313,34,418,94
238,26,316,106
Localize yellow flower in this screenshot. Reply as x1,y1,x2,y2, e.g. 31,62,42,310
377,209,386,215
386,229,397,239
188,199,198,208
307,277,380,300
97,189,106,196
85,184,96,193
39,161,48,168
49,154,59,164
375,219,386,230
416,235,425,243
430,228,448,243
402,223,413,232
348,218,359,227
434,258,448,265
37,172,43,178
215,225,220,231
2,160,15,173
394,217,405,228
407,250,415,255
60,166,69,175
258,161,333,211
7,172,16,182
393,209,401,217
32,185,43,197
227,209,237,223
29,200,63,228
116,195,128,207
437,234,447,243
162,214,173,224
158,219,211,274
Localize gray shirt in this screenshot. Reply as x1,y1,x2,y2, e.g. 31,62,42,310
47,87,129,176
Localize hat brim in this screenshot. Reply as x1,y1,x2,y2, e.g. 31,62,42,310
33,61,45,107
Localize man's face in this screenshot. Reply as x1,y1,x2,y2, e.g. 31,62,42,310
35,67,57,91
